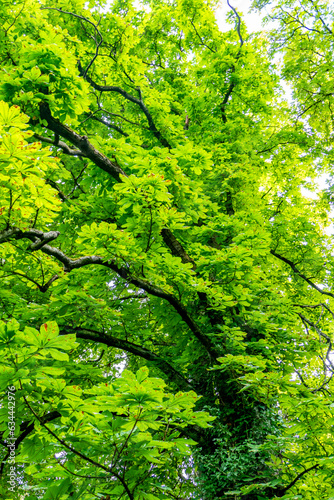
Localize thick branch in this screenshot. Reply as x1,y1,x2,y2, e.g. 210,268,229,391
62,327,195,391
37,104,194,267
103,261,219,359
114,293,147,301
0,228,60,247
221,82,235,123
39,102,127,182
161,228,196,269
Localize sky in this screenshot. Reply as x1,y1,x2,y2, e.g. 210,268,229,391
215,0,266,33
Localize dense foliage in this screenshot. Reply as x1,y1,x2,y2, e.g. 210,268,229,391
1,0,334,498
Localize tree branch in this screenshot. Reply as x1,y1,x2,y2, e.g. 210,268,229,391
37,103,195,267
34,133,87,157
161,228,196,269
227,0,244,48
113,293,148,301
22,394,134,500
297,313,334,371
275,464,319,497
189,19,216,53
221,1,244,123
89,115,129,137
41,7,103,77
0,227,219,360
39,102,127,182
46,178,69,201
0,269,58,293
77,62,171,148
97,109,150,130
62,327,195,391
0,411,61,475
270,250,334,299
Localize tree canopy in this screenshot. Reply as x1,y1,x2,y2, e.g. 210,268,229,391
1,0,334,499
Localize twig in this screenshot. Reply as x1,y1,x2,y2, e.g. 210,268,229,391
41,7,103,77
34,134,87,157
221,1,244,122
271,250,334,299
189,19,216,53
89,115,129,137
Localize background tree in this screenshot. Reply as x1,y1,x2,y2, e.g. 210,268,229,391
1,0,334,499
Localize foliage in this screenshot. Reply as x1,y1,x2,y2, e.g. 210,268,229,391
0,319,213,500
0,0,334,499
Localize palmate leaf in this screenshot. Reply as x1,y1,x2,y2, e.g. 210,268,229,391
164,391,199,410
140,448,163,464
0,100,28,128
15,324,77,358
115,391,161,407
0,321,18,344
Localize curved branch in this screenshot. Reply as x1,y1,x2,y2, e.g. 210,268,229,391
78,62,171,148
227,0,244,48
62,327,195,391
41,7,103,77
0,228,60,246
297,313,334,370
22,394,134,500
0,227,219,360
103,261,218,359
37,103,194,267
270,250,334,299
0,269,58,293
275,464,319,497
221,1,244,123
0,411,61,475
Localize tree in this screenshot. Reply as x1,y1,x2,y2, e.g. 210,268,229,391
0,0,334,498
